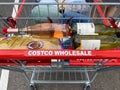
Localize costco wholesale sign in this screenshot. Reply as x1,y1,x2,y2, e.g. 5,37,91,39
28,50,92,56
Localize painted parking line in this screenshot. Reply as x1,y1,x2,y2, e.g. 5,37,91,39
12,0,20,18
0,70,10,90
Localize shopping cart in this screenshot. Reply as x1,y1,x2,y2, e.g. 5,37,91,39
0,1,120,90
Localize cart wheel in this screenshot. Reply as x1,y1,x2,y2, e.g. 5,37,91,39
30,85,36,90
84,85,91,90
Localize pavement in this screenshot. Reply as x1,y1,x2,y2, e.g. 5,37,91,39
0,0,120,90
7,70,120,90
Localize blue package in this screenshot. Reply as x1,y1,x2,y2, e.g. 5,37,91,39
60,12,93,25
60,37,72,49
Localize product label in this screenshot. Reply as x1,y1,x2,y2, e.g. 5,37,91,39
116,20,120,28
7,28,18,33
80,40,101,50
27,50,92,56
77,23,97,35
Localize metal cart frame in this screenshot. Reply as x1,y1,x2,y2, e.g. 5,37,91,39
0,1,120,90
1,60,120,90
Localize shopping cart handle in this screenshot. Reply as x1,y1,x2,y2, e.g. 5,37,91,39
7,17,16,28
108,17,120,38
2,28,18,35
47,17,53,23
2,27,8,35
2,17,16,35
94,0,110,26
65,17,73,36
109,17,118,29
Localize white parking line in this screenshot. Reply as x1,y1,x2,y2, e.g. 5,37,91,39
12,0,20,18
0,70,10,90
0,0,20,90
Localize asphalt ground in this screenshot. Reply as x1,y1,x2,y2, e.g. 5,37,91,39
7,70,120,90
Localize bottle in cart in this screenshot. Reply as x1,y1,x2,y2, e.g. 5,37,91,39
72,23,119,36
74,35,120,50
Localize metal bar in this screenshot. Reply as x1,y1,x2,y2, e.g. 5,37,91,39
84,68,90,82
24,4,35,28
103,6,107,16
80,71,83,80
96,66,120,73
63,71,64,81
56,70,57,80
34,69,94,72
31,80,89,84
0,66,24,73
22,71,30,82
57,1,59,17
47,4,49,18
88,4,93,18
49,71,52,80
38,4,41,21
30,68,36,84
0,2,119,5
37,68,40,81
43,70,46,80
0,14,10,27
90,71,98,83
1,17,120,20
75,70,77,80
69,71,70,80
94,0,109,26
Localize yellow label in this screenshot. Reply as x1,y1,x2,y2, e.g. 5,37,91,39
0,38,3,41
80,40,82,49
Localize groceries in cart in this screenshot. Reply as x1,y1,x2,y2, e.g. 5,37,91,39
0,36,61,49
61,12,93,25
0,16,73,50
0,0,120,51
5,22,69,37
72,22,120,50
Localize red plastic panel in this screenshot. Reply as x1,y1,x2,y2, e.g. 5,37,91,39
0,50,120,59
0,50,120,66
70,59,120,66
0,59,51,66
